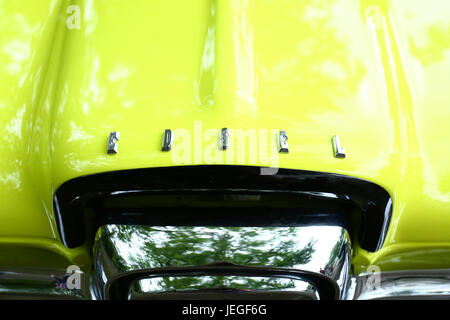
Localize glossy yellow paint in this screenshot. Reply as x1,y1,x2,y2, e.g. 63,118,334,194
0,0,449,273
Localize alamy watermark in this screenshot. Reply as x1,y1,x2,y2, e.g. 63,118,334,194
169,121,281,175
54,265,82,290
66,5,81,30
365,265,381,290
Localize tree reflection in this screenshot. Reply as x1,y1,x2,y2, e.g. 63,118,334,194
409,22,450,66
106,225,316,291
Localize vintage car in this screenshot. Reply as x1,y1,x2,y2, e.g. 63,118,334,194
0,0,449,300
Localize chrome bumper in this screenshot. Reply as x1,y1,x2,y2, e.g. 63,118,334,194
349,269,450,300
92,224,352,300
1,224,450,300
0,267,87,300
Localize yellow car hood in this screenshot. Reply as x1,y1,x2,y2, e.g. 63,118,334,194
0,0,449,271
